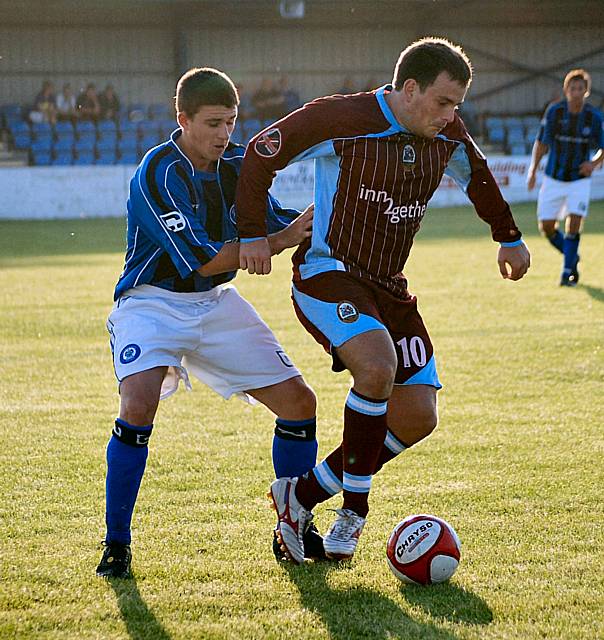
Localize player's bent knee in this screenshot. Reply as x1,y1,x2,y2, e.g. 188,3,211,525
287,378,317,416
353,361,397,397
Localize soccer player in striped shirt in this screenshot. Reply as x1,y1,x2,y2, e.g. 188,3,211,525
527,68,604,286
237,38,531,562
96,68,326,578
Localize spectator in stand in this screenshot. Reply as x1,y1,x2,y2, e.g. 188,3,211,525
337,76,356,95
56,83,78,122
236,83,256,121
99,84,121,120
30,80,57,125
278,75,301,115
252,78,286,122
77,83,101,121
363,77,380,91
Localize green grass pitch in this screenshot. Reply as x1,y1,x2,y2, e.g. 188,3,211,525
0,201,603,639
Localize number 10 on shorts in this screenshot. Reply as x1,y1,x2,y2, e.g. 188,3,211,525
397,336,427,368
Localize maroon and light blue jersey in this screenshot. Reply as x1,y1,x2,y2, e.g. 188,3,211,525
236,85,521,296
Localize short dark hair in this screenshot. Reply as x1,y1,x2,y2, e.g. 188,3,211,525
393,37,473,91
563,68,591,95
175,67,239,117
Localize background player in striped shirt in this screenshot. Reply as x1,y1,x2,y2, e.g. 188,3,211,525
97,68,326,578
237,38,530,563
527,68,604,286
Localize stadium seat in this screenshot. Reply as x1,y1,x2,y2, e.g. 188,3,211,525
139,134,161,153
74,138,95,156
75,120,96,144
509,143,527,155
243,118,262,141
118,150,139,164
96,149,117,164
148,103,172,120
54,121,74,138
118,136,137,155
158,119,176,138
31,149,52,165
31,138,52,153
74,149,95,164
97,129,118,145
118,118,138,136
8,121,32,149
96,138,116,153
53,137,73,153
52,150,73,165
507,127,525,144
32,122,53,144
138,119,162,137
98,119,117,133
230,125,245,146
525,124,541,143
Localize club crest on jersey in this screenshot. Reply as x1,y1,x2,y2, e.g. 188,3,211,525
255,128,282,157
120,343,141,364
401,144,416,164
337,301,359,323
160,210,186,232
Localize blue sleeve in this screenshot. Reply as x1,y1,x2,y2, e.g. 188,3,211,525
444,142,472,192
538,107,555,146
131,162,224,279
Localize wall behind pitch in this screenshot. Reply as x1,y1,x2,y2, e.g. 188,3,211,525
0,25,175,107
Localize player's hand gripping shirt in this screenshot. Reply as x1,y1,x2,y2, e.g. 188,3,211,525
538,100,604,182
236,85,521,296
114,129,298,300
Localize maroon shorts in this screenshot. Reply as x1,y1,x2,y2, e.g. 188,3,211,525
292,271,440,387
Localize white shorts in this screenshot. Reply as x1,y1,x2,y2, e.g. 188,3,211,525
107,284,300,403
537,175,591,220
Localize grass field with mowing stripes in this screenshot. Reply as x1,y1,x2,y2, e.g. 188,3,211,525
0,201,602,639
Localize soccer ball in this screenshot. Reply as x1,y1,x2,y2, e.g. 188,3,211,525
386,514,461,585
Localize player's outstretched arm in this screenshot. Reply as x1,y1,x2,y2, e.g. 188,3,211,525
497,242,531,281
198,206,313,277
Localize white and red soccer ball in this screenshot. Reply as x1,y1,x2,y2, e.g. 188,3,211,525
386,514,461,585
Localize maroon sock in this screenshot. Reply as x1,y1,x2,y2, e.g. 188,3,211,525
341,389,388,518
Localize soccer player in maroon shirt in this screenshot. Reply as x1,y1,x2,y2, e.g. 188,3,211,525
237,37,531,563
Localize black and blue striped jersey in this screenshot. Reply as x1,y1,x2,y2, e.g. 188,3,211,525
538,101,604,182
114,129,298,300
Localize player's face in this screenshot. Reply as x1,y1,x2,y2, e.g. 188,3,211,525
402,72,467,138
177,105,237,170
564,79,588,109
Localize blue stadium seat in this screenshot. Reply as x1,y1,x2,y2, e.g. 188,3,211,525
138,120,162,136
507,127,525,144
98,119,117,133
118,118,138,136
525,124,541,143
52,150,73,165
97,130,118,145
32,122,53,144
158,119,176,138
75,120,96,143
96,138,116,152
96,150,117,164
148,103,172,120
509,143,527,155
118,136,137,155
139,134,161,153
74,149,95,164
118,150,139,164
74,138,95,154
53,137,73,153
243,118,262,140
230,124,245,146
31,138,52,153
54,121,74,138
9,121,32,149
31,149,52,165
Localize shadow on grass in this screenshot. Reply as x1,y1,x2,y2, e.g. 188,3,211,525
108,575,171,640
284,561,492,640
580,283,604,303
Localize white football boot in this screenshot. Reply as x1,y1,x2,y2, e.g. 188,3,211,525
323,508,366,560
269,477,313,565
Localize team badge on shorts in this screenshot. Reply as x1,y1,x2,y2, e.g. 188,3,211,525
255,128,282,157
119,343,141,364
276,350,294,367
402,144,416,164
337,301,359,323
